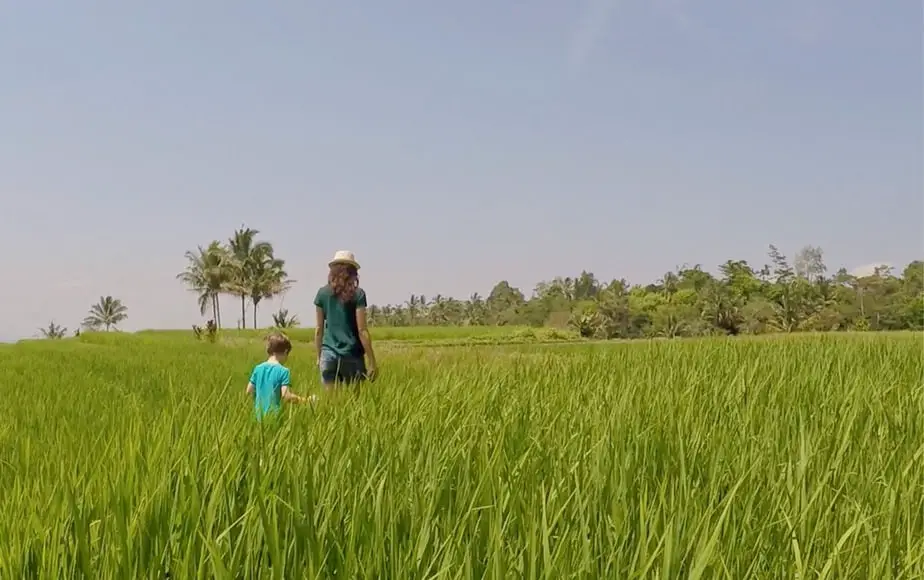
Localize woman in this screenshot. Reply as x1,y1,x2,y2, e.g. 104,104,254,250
313,250,378,388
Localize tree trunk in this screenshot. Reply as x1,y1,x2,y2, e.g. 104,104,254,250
240,295,247,329
213,295,223,329
253,302,258,329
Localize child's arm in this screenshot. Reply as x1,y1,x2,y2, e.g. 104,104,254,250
281,386,306,404
280,368,307,403
246,367,256,396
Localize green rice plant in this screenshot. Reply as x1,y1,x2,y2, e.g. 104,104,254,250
0,333,920,577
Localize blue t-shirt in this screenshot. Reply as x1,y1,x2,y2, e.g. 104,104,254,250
250,361,291,418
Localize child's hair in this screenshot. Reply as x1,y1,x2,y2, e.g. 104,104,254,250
265,332,292,356
328,263,359,302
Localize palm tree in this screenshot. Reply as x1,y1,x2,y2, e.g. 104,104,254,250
428,294,447,324
176,241,232,328
466,293,486,325
367,305,381,325
39,321,67,339
83,296,128,331
660,271,680,300
228,226,273,329
405,295,427,325
247,249,294,328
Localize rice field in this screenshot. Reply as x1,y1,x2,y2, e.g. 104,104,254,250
0,331,921,578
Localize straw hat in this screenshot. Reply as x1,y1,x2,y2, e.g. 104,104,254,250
329,250,360,269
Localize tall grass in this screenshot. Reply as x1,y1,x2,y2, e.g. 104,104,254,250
0,334,921,577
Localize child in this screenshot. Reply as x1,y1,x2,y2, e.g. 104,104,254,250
246,332,311,420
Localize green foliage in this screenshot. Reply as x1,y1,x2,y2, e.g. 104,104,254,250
271,309,299,329
365,246,924,340
81,296,128,332
0,333,920,576
38,321,67,339
192,320,219,343
172,236,921,340
39,320,67,340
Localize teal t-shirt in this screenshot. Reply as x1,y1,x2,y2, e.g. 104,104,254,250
250,361,291,418
314,285,367,357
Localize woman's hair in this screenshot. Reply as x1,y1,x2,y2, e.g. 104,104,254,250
328,263,359,302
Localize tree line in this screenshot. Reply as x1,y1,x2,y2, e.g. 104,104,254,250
174,233,922,339
39,235,923,340
365,246,922,338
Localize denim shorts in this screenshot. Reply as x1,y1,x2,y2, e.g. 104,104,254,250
319,349,366,385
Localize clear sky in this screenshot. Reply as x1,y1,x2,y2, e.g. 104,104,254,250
1,0,921,340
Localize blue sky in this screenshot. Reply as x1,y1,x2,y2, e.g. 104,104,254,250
1,0,921,340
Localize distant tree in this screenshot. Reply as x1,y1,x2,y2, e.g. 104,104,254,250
466,293,487,325
901,261,924,295
176,241,232,328
39,321,67,339
272,309,299,329
768,245,794,284
486,281,526,325
404,294,425,325
179,226,295,329
227,226,272,329
794,245,827,281
573,270,600,301
82,296,128,331
247,251,293,329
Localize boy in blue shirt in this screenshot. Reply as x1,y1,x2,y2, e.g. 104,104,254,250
246,332,311,419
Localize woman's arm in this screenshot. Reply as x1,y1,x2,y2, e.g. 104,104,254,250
355,307,376,375
314,307,324,364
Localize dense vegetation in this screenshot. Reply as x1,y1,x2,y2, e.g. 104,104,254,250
176,230,922,338
1,332,920,577
365,246,923,338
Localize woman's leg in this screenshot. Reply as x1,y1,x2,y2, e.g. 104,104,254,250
338,355,367,394
319,350,340,390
